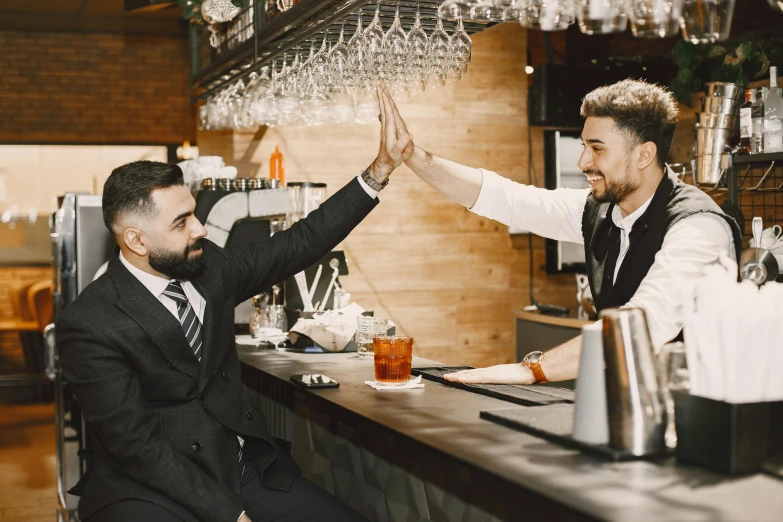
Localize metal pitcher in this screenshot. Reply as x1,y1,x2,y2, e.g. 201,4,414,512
601,308,667,456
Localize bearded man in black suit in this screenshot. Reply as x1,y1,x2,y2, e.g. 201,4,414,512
56,86,410,522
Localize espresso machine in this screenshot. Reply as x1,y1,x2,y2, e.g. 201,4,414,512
48,193,116,521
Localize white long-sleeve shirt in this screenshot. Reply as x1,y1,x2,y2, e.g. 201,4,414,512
469,169,735,350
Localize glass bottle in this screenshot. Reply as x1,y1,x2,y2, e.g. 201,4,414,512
752,87,766,154
738,88,753,155
763,66,783,153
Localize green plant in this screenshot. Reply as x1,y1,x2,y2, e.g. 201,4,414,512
671,35,783,106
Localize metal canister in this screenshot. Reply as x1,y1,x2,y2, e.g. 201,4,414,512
201,178,218,191
600,308,667,456
217,178,232,191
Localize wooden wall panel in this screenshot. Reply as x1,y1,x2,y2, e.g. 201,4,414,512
197,23,576,367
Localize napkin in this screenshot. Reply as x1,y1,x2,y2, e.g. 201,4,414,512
289,303,366,352
364,375,424,390
681,256,783,403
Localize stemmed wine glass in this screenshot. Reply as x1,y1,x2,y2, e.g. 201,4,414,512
451,15,472,73
330,23,351,83
384,3,410,100
364,4,386,83
348,13,368,88
407,5,430,95
429,11,451,88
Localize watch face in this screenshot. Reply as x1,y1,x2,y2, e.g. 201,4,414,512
524,351,543,365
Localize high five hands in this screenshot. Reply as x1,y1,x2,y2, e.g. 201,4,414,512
368,82,415,185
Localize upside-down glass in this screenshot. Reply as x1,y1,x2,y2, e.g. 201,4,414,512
451,16,472,74
353,80,380,124
373,336,414,385
407,6,430,94
364,4,386,83
680,0,736,43
430,13,451,88
330,23,351,83
384,5,407,79
356,316,389,358
518,0,576,31
348,14,368,88
575,0,628,34
438,0,476,20
629,0,684,38
311,34,332,84
470,0,509,21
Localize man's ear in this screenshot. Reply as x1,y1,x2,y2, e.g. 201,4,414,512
637,141,658,171
122,227,148,257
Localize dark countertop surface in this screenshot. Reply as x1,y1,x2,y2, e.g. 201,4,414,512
238,348,783,522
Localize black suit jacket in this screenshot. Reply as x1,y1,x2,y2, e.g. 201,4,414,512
56,178,378,522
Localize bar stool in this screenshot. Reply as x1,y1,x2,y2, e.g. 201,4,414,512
0,281,45,392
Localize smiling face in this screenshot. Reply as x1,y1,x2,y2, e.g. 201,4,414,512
578,116,641,204
143,185,208,281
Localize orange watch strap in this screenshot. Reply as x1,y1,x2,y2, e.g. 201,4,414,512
528,361,548,384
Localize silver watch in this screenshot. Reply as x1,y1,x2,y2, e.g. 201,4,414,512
361,167,390,192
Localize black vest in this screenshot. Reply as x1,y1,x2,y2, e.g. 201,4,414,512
582,172,743,312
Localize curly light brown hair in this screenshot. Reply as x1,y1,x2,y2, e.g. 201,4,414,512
580,79,679,169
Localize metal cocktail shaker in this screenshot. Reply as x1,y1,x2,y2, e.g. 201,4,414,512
600,308,667,456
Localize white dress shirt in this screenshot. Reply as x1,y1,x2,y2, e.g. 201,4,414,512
470,169,736,350
357,174,380,198
119,252,247,521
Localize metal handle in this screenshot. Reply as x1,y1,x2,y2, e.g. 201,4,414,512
44,323,57,382
752,216,763,247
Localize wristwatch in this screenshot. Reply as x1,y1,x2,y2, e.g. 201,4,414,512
361,167,390,192
522,351,547,384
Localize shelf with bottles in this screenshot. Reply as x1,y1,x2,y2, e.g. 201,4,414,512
738,65,783,159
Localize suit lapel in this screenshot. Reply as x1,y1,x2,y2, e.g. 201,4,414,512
108,254,200,382
191,272,223,392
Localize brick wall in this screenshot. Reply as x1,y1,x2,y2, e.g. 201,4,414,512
0,31,194,145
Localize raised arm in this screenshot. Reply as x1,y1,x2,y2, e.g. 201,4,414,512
405,145,484,208
382,84,587,243
228,83,413,303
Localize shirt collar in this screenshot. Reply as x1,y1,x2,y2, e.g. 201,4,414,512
611,164,675,230
119,251,174,299
611,192,654,231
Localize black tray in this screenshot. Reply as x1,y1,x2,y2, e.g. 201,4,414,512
411,366,574,407
480,404,670,462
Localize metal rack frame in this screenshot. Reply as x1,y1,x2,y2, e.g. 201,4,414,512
729,152,783,239
191,0,496,99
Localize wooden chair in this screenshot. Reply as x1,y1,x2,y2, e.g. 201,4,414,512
0,280,50,394
27,280,53,332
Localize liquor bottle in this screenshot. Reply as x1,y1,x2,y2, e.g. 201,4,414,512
269,145,285,186
763,66,783,153
752,87,766,154
739,89,753,155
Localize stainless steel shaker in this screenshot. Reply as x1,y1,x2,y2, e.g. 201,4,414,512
600,308,667,456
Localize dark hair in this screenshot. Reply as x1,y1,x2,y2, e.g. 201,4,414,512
102,160,184,232
580,79,678,169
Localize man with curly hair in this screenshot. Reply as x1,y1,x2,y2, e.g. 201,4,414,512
380,79,742,385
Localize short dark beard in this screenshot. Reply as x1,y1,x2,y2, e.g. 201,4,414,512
590,162,639,204
148,238,205,281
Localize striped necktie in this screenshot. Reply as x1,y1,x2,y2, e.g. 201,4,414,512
163,281,203,362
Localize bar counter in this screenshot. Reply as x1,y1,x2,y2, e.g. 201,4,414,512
238,348,783,522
